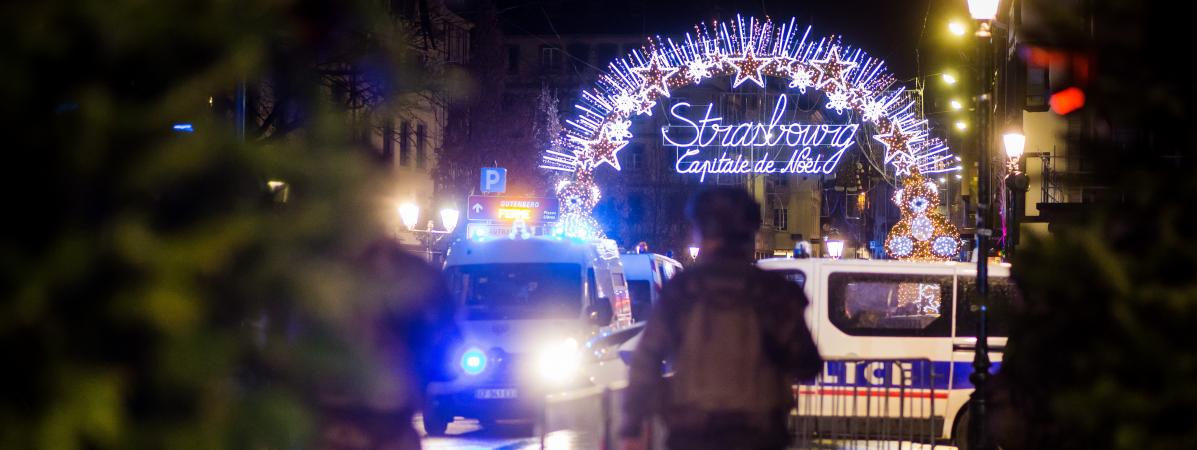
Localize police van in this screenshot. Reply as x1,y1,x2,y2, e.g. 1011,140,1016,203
424,231,635,435
756,257,1017,446
618,252,684,322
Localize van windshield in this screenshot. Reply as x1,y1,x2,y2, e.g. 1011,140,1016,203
446,263,583,321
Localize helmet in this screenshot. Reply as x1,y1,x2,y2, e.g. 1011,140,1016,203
685,187,762,244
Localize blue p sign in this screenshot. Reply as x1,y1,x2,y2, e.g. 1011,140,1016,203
481,168,507,194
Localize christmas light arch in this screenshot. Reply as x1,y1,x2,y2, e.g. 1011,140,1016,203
540,15,961,259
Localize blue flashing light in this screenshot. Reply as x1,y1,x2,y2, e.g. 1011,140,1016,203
172,123,195,133
460,348,487,375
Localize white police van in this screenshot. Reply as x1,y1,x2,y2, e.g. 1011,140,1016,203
618,252,684,322
424,231,635,435
756,257,1017,446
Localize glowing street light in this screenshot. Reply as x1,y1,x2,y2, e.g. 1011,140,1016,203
440,208,460,233
955,120,968,131
825,240,844,259
948,21,967,36
1003,131,1026,161
942,73,958,85
950,99,963,111
967,0,999,21
688,246,700,260
399,202,420,230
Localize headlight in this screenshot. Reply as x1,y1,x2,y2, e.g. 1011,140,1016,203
536,338,580,383
460,347,488,376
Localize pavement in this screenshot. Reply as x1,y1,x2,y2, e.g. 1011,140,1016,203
417,416,957,450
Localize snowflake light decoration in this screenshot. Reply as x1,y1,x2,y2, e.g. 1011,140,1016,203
540,15,961,241
825,90,851,114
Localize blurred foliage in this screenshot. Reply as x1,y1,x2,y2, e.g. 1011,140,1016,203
0,0,434,448
1003,0,1197,449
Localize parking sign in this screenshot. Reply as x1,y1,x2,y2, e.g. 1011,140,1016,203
480,167,507,194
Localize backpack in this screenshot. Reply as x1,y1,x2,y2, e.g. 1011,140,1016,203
667,270,793,414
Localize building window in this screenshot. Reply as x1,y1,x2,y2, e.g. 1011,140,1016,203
774,208,788,231
624,142,644,171
540,46,562,73
399,121,411,166
445,24,469,64
382,123,395,165
416,123,427,169
507,45,520,75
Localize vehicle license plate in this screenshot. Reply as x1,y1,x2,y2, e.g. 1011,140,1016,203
475,388,517,399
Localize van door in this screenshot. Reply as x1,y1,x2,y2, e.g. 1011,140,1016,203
817,268,956,437
949,273,1017,434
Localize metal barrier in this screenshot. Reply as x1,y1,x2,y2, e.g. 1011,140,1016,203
791,358,944,449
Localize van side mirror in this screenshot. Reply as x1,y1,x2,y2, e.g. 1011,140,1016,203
587,297,614,326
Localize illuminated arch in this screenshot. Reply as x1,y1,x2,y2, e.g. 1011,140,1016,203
542,16,959,252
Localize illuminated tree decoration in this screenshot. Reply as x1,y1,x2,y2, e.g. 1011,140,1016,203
552,171,606,239
885,169,962,260
540,15,961,238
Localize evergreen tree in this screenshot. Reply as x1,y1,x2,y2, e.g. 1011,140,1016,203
0,1,431,448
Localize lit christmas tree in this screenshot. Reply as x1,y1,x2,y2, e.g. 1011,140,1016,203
884,169,962,260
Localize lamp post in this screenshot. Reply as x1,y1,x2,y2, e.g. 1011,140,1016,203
397,202,460,262
967,0,998,449
687,246,700,261
1003,132,1029,260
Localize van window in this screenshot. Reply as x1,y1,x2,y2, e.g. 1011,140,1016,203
627,280,653,322
955,276,1019,338
447,263,583,320
828,272,953,337
587,268,599,301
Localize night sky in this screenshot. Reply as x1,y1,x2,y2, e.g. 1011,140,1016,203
488,0,971,80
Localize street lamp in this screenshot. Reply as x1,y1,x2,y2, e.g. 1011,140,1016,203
948,21,967,37
825,240,844,259
397,202,458,262
399,202,420,230
688,246,700,260
967,0,999,448
1003,132,1029,261
440,207,460,234
1003,131,1026,162
950,99,963,111
942,72,958,85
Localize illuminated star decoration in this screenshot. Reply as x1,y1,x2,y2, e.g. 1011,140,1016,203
631,56,679,100
584,135,628,171
810,46,858,91
890,153,916,176
539,16,962,241
874,125,914,165
728,45,772,88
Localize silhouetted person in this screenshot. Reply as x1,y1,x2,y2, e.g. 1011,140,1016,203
620,187,822,450
316,241,459,450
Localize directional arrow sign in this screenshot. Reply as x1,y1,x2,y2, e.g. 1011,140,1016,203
467,195,559,223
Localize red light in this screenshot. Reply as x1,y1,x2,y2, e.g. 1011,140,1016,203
1050,87,1085,115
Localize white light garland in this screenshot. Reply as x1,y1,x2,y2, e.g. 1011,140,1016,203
537,15,962,243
